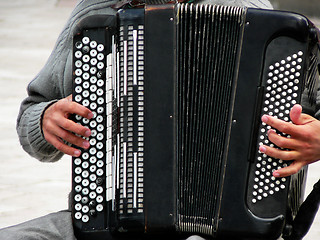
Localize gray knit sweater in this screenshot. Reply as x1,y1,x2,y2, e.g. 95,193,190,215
17,0,273,162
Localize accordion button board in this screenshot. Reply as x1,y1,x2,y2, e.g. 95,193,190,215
73,34,109,227
244,32,311,218
251,51,304,204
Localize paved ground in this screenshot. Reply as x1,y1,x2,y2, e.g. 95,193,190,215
0,0,319,239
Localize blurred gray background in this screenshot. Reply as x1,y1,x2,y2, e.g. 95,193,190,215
270,0,320,17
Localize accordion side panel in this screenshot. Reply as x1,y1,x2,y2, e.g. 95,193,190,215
217,9,314,239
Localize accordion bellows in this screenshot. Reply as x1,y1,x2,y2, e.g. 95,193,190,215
71,3,320,239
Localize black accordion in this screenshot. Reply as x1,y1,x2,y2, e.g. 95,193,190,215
71,3,320,240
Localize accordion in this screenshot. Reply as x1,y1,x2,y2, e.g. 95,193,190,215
71,3,320,240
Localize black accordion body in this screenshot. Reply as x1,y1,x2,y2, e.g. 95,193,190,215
71,3,320,239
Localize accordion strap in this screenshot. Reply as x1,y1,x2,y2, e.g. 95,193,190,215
284,179,320,240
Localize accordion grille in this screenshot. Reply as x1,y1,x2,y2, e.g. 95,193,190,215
176,4,244,234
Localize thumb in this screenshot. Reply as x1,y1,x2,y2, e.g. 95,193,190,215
290,104,316,125
290,104,303,125
66,94,73,102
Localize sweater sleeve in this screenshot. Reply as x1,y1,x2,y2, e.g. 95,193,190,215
16,0,117,162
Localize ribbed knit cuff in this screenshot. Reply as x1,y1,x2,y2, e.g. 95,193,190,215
17,100,64,162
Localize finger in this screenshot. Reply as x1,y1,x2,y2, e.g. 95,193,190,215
261,115,295,135
272,161,305,178
45,101,92,138
66,94,72,101
289,104,315,125
267,129,300,150
59,118,91,138
64,102,94,119
45,132,82,157
289,104,303,125
54,126,90,150
44,119,90,149
45,110,91,139
54,99,93,120
259,144,298,161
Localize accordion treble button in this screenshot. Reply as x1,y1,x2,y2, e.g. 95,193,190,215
97,71,103,79
89,200,97,208
82,197,89,204
96,204,103,212
75,212,82,220
82,46,90,54
89,209,97,217
82,215,89,223
89,191,97,199
96,177,103,186
90,41,97,49
75,41,83,49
